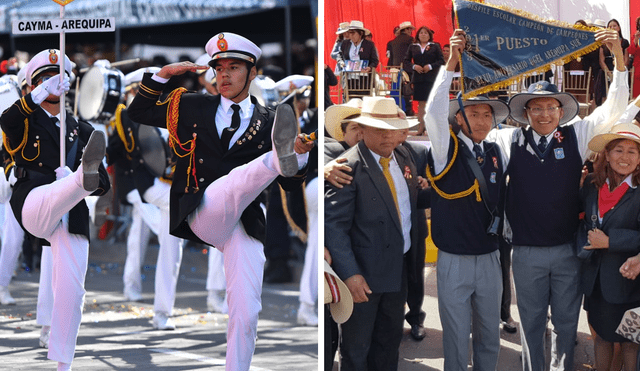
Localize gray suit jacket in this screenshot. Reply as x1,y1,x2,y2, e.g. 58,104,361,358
325,141,421,293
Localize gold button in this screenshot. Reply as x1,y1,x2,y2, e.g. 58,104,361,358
199,159,203,164
38,162,43,167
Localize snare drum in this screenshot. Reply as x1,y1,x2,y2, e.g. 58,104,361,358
78,65,125,121
0,75,21,114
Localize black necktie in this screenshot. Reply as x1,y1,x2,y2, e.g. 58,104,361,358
473,143,485,165
538,136,548,153
221,104,241,151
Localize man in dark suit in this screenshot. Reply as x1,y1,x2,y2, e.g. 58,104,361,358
128,32,313,371
0,49,110,371
325,96,424,370
388,21,416,115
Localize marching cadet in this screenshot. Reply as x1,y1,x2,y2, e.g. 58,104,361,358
107,65,185,330
0,49,110,371
127,33,313,371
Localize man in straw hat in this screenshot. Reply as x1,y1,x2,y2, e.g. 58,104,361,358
470,25,628,370
424,30,511,370
331,21,351,72
128,32,312,371
0,49,110,371
325,96,427,370
387,21,416,116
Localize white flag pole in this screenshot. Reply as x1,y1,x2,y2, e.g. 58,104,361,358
59,4,66,168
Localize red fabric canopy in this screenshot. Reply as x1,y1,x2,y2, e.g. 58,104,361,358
324,0,454,71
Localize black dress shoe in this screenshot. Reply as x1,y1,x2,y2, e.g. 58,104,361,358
501,318,517,334
410,324,427,341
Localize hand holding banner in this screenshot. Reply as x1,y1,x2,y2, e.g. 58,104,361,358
453,0,601,98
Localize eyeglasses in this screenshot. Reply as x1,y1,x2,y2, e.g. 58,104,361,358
39,76,53,83
525,106,561,116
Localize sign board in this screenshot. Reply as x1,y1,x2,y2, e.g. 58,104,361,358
12,18,115,34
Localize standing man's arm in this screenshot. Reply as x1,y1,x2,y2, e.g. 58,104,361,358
424,32,466,174
325,162,371,303
575,29,630,160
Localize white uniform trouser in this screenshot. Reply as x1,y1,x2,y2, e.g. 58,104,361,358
37,246,54,327
123,189,160,295
0,200,24,287
143,179,183,315
207,247,226,291
188,152,278,371
21,171,92,364
299,177,318,307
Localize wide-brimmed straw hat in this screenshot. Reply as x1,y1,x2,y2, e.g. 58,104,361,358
336,22,350,35
348,20,365,31
448,95,510,127
398,21,416,31
324,261,353,324
588,123,640,152
508,81,579,125
325,98,363,141
350,96,418,130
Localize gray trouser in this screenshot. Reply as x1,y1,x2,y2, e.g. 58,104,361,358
512,244,581,371
437,249,502,371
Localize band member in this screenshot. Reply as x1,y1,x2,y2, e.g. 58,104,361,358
127,33,313,371
0,49,110,371
107,65,186,329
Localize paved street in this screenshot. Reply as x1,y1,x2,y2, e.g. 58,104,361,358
398,264,596,370
0,238,318,370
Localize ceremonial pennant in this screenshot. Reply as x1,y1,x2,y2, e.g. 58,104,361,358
453,0,601,99
51,0,75,5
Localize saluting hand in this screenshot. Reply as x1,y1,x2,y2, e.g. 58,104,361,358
345,274,372,303
157,61,209,79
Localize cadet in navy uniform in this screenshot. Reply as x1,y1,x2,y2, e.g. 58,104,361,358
0,49,110,371
484,27,630,370
424,31,510,371
127,33,312,371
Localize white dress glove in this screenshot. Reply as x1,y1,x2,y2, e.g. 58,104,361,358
31,74,71,105
55,166,72,180
93,59,111,69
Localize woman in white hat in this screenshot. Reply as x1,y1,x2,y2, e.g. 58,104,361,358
336,20,379,75
580,123,640,371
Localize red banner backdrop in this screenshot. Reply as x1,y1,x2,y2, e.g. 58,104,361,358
324,0,455,71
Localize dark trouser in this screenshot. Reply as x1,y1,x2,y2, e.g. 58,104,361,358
264,182,291,261
340,263,408,371
325,305,338,371
405,243,426,327
499,236,512,321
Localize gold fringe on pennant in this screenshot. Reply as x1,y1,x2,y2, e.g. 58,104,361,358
454,0,603,99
